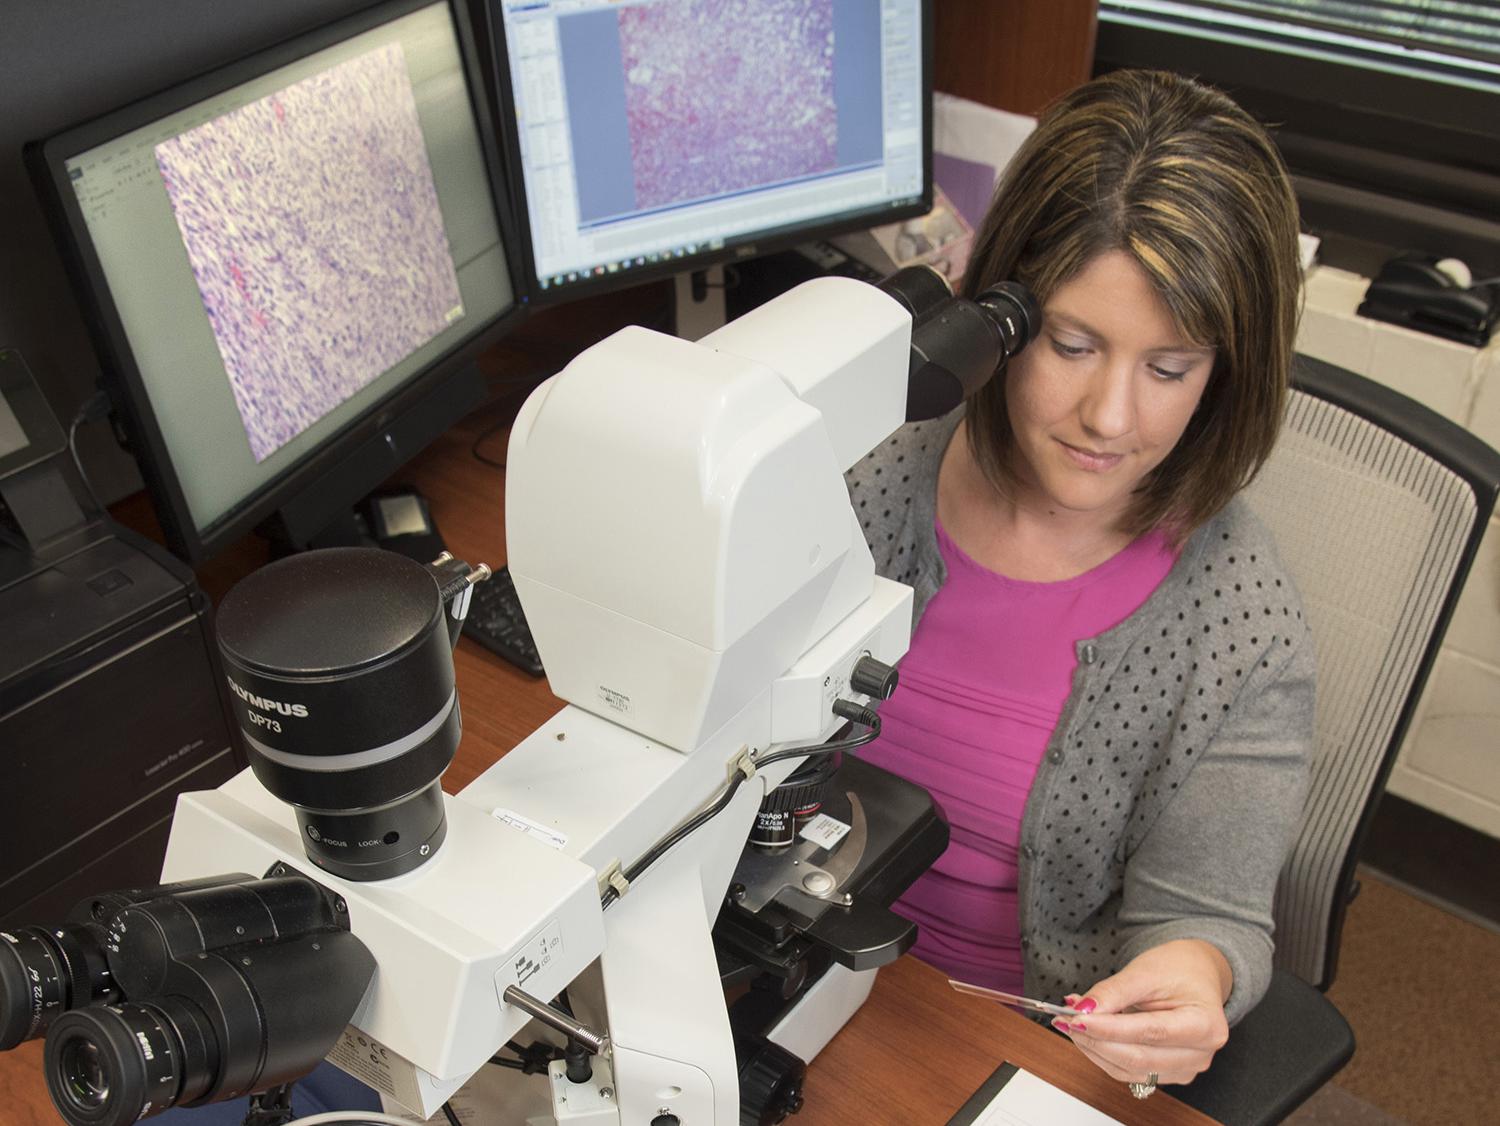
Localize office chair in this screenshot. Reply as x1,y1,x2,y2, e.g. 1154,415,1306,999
1171,355,1500,1125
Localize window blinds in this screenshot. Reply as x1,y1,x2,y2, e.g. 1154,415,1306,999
1102,1,1500,76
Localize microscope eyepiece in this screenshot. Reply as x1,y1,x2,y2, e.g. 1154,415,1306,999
45,998,217,1126
899,274,1041,421
0,925,115,1051
975,280,1042,364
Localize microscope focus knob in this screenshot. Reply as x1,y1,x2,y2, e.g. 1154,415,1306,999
737,1037,807,1125
850,654,899,700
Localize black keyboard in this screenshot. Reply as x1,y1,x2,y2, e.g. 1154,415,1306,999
795,239,888,284
462,565,544,677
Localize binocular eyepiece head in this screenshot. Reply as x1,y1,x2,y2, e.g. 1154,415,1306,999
2,875,375,1126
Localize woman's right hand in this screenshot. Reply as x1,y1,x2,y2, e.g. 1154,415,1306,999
1053,939,1231,1087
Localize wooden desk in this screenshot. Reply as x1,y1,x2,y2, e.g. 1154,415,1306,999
0,372,1216,1126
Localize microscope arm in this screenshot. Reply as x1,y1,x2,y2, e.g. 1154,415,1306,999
150,271,1036,1126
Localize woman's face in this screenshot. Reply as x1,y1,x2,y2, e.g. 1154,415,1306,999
1003,249,1215,527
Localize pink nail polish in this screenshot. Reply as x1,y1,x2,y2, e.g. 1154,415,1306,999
1069,1022,1088,1033
1065,994,1082,1006
1074,997,1098,1014
1051,1018,1069,1032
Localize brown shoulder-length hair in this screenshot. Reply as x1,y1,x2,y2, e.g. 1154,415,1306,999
961,69,1302,541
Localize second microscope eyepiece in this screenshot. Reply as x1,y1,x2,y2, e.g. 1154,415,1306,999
55,1031,111,1112
0,925,115,1051
45,999,217,1126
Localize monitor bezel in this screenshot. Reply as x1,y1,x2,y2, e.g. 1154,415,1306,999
26,0,531,566
482,0,935,306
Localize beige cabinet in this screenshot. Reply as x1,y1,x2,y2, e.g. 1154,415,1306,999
1298,266,1500,839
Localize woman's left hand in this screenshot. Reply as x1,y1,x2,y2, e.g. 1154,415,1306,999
1054,939,1232,1087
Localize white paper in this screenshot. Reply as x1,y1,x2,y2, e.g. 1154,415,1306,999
1298,232,1322,272
933,91,1037,181
799,812,852,849
970,1067,1125,1126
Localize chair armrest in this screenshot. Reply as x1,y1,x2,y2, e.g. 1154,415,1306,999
1171,968,1355,1126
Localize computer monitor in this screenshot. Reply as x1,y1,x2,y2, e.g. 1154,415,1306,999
484,0,932,303
28,0,527,565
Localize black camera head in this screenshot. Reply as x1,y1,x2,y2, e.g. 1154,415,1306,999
216,548,475,881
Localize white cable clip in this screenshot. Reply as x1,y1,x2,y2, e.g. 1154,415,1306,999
450,564,489,622
730,746,758,783
597,859,630,901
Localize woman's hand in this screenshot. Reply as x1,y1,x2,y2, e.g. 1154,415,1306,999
1054,939,1232,1087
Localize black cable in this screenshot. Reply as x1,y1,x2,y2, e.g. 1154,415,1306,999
468,370,550,470
490,1039,562,1074
756,708,880,769
242,1082,296,1126
441,1102,462,1126
470,417,509,470
599,706,881,909
618,769,750,886
278,1114,424,1126
66,389,112,511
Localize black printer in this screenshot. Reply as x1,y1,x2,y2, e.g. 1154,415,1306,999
0,350,242,924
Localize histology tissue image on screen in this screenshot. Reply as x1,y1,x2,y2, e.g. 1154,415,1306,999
155,45,463,463
618,0,836,211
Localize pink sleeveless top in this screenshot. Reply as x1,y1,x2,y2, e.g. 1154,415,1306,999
859,519,1177,991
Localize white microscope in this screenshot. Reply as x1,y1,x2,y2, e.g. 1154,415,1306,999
0,268,1035,1126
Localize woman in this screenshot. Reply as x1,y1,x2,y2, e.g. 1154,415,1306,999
848,69,1312,1095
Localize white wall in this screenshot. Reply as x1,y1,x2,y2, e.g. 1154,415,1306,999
1297,266,1500,839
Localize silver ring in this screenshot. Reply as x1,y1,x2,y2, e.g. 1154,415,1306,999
1128,1072,1159,1099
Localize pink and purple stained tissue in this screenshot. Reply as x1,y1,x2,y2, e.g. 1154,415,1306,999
155,44,462,464
618,0,837,211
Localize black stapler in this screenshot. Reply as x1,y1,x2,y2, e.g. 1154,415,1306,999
1357,253,1499,347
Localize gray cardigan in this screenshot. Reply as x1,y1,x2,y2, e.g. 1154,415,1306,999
848,411,1314,1023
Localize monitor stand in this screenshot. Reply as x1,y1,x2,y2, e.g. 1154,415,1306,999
358,488,446,563
264,486,446,566
673,266,729,341
671,235,898,341
0,448,101,590
724,236,896,324
258,360,485,564
0,457,90,551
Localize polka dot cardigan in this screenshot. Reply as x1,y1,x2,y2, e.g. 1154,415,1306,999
847,411,1315,1023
